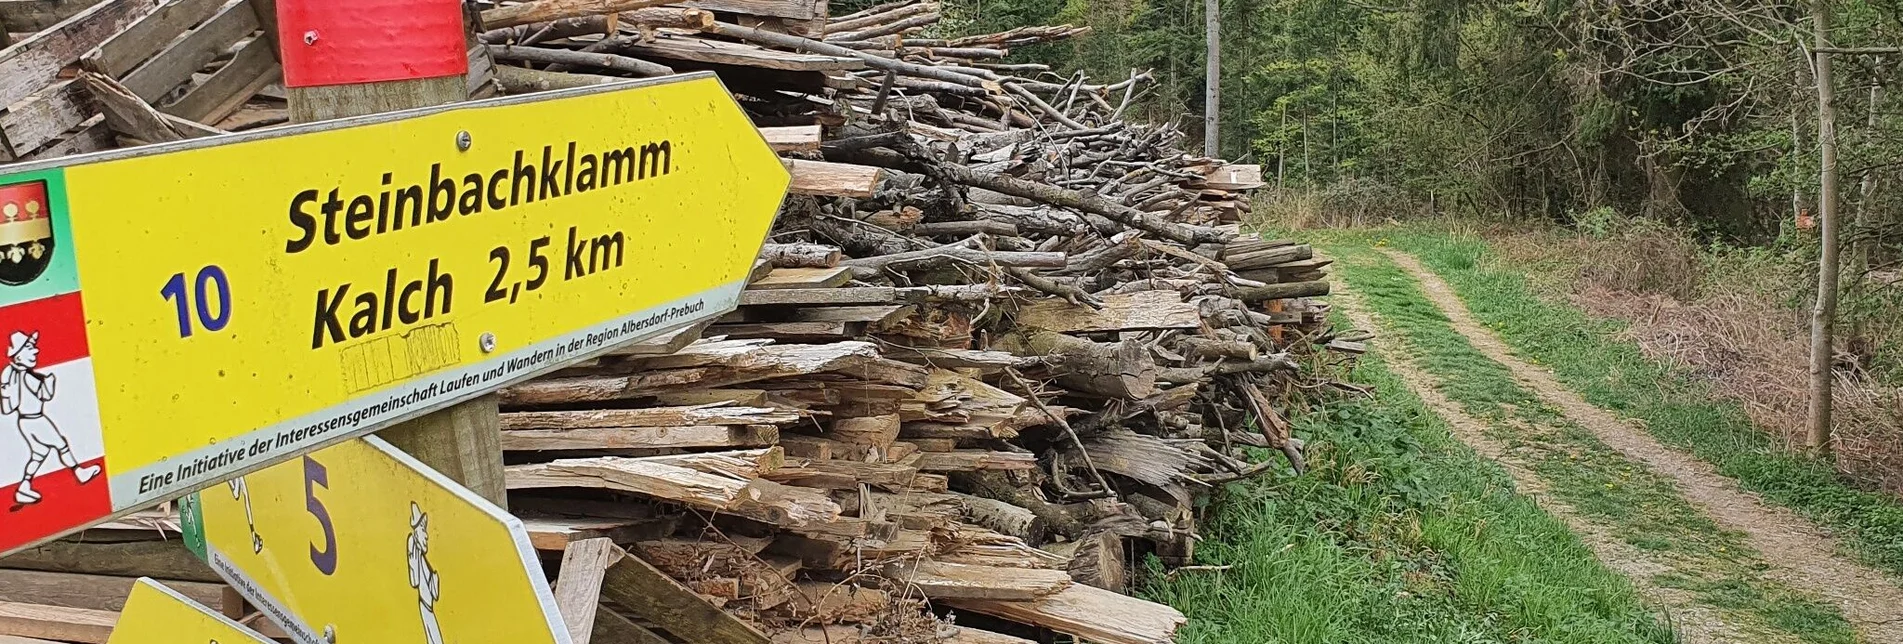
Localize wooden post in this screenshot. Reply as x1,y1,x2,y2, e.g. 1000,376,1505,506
1203,0,1219,159
277,0,507,502
1808,0,1839,455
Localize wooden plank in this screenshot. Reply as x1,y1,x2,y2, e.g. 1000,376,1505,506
785,158,880,197
0,537,219,583
0,0,94,33
738,286,893,306
502,424,780,451
940,584,1186,644
503,406,800,429
600,319,713,356
0,569,225,612
614,36,861,72
24,113,109,160
590,608,671,644
0,602,114,643
706,321,859,341
0,0,158,111
521,515,676,551
724,304,911,325
683,0,822,21
759,124,820,151
1015,290,1202,333
0,78,87,159
915,450,1037,472
82,71,184,143
83,0,227,77
749,266,853,289
555,538,622,644
883,561,1071,600
157,30,276,123
0,634,63,644
598,544,771,644
120,0,257,102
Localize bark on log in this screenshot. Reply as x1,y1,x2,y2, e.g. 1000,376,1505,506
760,243,843,268
997,331,1156,399
1229,281,1330,302
488,44,674,77
482,0,672,29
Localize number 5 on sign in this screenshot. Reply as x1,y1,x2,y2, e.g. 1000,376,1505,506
182,436,568,644
108,578,272,643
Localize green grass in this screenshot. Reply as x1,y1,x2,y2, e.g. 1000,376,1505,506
1320,243,1856,643
1358,229,1903,580
1143,341,1676,643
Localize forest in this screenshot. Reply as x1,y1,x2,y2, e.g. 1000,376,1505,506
936,0,1901,242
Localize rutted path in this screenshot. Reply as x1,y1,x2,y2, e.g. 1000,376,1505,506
1334,289,1752,643
1375,248,1903,642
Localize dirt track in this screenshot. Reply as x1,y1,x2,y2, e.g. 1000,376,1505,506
1372,249,1903,643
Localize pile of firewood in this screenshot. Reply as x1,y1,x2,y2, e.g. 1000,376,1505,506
0,0,1338,642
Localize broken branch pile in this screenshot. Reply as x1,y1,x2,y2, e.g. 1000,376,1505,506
0,0,1338,642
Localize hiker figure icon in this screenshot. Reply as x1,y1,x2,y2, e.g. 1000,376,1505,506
2,330,96,506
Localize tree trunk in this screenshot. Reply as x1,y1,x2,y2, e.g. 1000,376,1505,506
1808,0,1839,454
1203,0,1219,158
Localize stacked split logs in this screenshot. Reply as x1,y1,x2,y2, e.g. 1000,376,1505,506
0,0,1337,643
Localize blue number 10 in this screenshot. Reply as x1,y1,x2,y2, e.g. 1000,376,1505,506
160,266,231,338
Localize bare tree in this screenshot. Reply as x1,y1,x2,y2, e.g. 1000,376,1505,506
1204,0,1220,158
1808,0,1840,454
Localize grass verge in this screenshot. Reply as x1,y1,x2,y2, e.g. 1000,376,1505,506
1143,340,1675,643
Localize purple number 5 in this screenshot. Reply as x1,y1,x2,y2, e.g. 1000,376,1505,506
304,456,337,575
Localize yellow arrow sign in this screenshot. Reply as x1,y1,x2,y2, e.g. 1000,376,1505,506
182,436,566,644
0,73,787,554
108,578,273,644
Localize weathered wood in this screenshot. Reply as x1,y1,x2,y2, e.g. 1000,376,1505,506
612,35,863,72
758,241,839,267
120,0,258,102
590,607,672,644
598,544,771,644
1230,280,1329,302
0,0,160,111
684,0,823,21
0,602,114,643
708,21,992,89
482,0,673,29
521,515,676,551
81,71,184,144
1016,290,1200,333
0,569,225,612
997,330,1156,399
507,451,842,527
739,287,894,306
1065,530,1127,592
0,0,92,32
750,265,854,289
884,560,1070,600
503,405,800,429
24,114,111,160
955,492,1043,541
916,450,1037,472
828,413,900,453
0,79,88,158
379,394,509,505
82,0,225,78
786,158,882,197
554,538,622,644
940,583,1186,644
840,244,1067,279
488,44,674,77
502,424,780,451
0,538,218,583
824,1,933,34
494,65,617,93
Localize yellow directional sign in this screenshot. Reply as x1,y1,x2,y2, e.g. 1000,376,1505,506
108,578,273,644
0,73,787,554
181,436,567,644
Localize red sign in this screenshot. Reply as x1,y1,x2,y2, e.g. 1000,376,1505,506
277,0,467,87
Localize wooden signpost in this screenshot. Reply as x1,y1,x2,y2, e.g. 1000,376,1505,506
180,436,568,644
107,578,274,644
0,71,791,556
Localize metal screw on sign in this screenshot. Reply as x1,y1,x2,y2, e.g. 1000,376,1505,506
323,624,337,643
479,332,497,353
302,30,319,45
456,131,472,151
